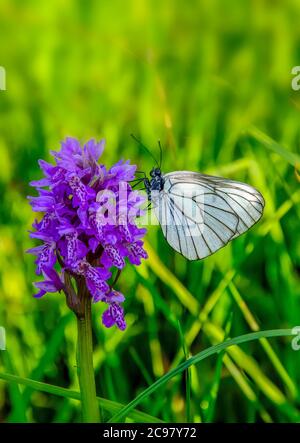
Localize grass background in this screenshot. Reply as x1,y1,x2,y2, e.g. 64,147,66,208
0,0,300,423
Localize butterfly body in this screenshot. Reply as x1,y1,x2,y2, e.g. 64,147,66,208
142,167,265,260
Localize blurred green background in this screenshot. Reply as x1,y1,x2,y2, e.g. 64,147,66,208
1,0,300,423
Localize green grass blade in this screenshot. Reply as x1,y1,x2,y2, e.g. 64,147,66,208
229,282,297,398
144,241,199,315
129,347,154,386
144,245,289,405
204,313,233,422
177,320,191,423
247,126,300,167
0,372,163,423
22,312,73,406
108,329,293,423
202,322,287,405
1,352,27,423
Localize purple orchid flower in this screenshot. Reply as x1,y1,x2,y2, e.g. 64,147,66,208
27,137,148,331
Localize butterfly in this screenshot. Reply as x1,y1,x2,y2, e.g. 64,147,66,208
131,136,265,260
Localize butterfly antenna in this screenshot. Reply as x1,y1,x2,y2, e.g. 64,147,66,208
131,134,160,169
158,140,163,169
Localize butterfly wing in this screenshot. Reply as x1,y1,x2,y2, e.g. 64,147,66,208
152,171,265,260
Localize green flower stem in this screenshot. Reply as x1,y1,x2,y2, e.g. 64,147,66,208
76,294,100,423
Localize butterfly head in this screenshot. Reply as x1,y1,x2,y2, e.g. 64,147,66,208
150,167,162,178
143,167,164,201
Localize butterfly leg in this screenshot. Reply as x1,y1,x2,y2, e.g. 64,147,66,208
131,179,145,189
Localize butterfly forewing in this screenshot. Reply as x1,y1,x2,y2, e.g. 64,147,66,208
152,171,264,260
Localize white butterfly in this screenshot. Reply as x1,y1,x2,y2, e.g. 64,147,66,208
143,168,265,260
